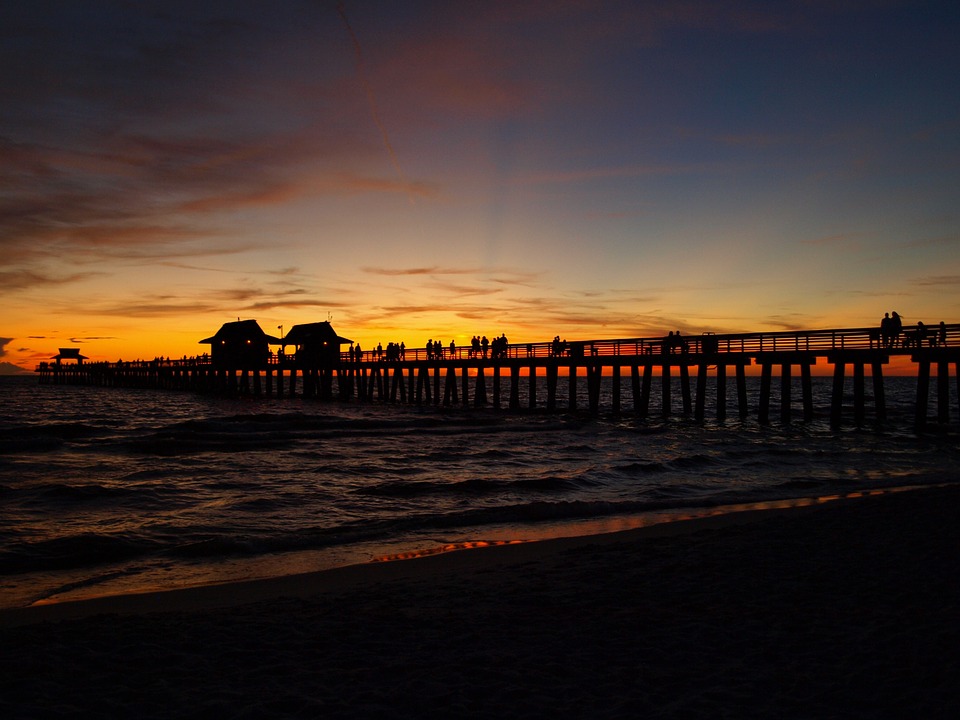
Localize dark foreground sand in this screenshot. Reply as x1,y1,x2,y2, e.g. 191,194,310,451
2,485,959,719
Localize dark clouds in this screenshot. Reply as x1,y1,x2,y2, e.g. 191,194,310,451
0,1,376,288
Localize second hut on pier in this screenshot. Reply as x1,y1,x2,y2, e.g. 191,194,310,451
282,322,353,366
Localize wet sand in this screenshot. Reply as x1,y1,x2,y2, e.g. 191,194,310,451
2,484,959,718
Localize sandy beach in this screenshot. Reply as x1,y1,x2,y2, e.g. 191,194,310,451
2,484,959,719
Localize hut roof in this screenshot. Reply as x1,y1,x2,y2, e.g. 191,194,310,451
52,348,88,360
199,319,282,345
283,321,353,346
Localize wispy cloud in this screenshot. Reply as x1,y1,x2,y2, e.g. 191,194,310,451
69,336,119,344
762,314,824,332
916,275,960,287
900,234,960,249
511,163,714,186
364,266,481,276
800,232,864,248
0,270,102,291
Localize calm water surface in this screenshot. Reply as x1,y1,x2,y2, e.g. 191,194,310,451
1,375,957,608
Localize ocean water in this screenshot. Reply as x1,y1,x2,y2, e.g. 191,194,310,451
1,374,957,609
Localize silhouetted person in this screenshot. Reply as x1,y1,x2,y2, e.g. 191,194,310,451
880,312,892,348
481,335,489,358
450,339,456,358
675,330,688,353
891,311,903,348
939,321,947,347
662,331,674,355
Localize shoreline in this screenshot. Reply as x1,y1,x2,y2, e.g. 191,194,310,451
0,482,949,627
0,497,796,628
0,484,930,613
3,483,958,718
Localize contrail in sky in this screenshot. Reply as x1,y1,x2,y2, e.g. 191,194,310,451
336,3,414,203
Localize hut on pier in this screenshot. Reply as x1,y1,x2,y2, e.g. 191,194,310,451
52,348,88,366
199,319,281,368
282,322,353,367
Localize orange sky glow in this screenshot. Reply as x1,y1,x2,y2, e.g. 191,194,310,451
2,1,958,372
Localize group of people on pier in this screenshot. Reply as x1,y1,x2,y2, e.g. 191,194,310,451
353,333,512,362
662,331,690,354
426,339,449,360
350,342,406,362
880,312,948,349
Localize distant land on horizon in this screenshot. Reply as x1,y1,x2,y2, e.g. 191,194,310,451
0,362,33,376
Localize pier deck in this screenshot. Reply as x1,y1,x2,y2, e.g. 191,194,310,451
36,324,960,428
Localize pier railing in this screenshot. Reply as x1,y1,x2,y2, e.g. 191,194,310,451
349,323,957,363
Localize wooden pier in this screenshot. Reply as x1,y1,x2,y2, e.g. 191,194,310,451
36,324,960,429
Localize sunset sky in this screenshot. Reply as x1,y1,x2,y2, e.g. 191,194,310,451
3,0,959,369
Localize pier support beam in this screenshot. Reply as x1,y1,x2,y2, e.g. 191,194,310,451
915,358,930,428
443,365,458,406
680,364,691,415
801,363,813,421
612,366,621,414
759,363,772,424
640,365,653,418
587,363,602,414
716,365,727,421
474,365,487,407
938,359,949,424
854,363,865,425
695,364,708,421
737,364,749,419
529,366,538,410
871,362,885,421
831,362,845,429
568,365,577,411
547,364,558,411
661,363,671,418
631,365,642,416
780,364,791,423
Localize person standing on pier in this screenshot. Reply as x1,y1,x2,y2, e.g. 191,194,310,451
891,312,903,348
880,313,892,348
